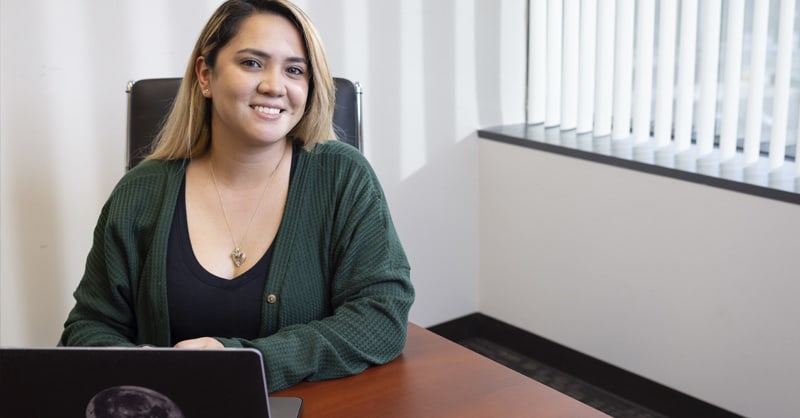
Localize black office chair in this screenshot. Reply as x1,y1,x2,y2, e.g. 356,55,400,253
125,77,362,170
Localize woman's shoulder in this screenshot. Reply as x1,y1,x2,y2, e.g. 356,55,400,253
116,159,185,187
306,139,363,159
301,139,370,171
97,159,185,233
109,159,186,203
298,140,387,199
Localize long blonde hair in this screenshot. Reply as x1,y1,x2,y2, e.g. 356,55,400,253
147,0,336,161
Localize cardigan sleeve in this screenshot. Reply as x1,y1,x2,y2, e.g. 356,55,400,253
60,199,140,347
216,150,415,392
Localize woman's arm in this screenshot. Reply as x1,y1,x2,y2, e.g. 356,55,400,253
62,163,177,348
60,202,140,347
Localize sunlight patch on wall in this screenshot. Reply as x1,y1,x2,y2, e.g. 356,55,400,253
123,1,172,77
400,0,428,180
340,0,370,84
455,0,479,142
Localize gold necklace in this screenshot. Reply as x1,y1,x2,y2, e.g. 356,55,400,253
208,147,286,268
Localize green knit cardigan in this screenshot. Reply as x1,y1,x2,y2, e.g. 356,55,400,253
61,140,414,392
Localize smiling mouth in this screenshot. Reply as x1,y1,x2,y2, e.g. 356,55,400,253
252,105,282,115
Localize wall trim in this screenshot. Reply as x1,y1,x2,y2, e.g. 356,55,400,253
478,124,800,206
428,313,743,418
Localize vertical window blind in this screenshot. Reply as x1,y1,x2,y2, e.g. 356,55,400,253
526,0,800,192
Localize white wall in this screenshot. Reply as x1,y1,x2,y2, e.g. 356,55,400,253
0,0,527,346
480,140,800,418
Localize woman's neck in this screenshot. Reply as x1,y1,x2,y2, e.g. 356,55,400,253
203,139,290,190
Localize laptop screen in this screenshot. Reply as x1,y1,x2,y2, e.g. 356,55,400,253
0,347,299,417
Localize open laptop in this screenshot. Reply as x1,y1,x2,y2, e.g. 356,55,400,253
0,346,302,417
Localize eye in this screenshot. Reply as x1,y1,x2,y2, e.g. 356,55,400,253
241,59,262,69
287,66,305,76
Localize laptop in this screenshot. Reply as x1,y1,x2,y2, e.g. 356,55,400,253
0,346,302,418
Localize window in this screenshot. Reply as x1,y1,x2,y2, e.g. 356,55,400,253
504,0,800,197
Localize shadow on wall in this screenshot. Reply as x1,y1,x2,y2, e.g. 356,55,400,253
474,0,504,127
302,0,510,184
423,0,458,162
362,0,508,183
365,0,406,181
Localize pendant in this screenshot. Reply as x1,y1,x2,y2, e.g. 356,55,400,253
231,247,246,268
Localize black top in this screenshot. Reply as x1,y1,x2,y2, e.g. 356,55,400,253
166,176,272,345
167,145,300,345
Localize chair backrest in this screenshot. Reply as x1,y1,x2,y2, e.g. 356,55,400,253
125,77,362,170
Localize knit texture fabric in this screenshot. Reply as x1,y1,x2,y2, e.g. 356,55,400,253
61,140,414,392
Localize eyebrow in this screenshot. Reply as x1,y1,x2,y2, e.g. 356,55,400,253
236,48,308,65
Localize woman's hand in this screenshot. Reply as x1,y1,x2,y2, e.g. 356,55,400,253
174,337,224,349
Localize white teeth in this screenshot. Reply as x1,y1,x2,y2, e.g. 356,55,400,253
253,106,280,115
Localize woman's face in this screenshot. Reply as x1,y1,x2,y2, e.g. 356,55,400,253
197,12,309,148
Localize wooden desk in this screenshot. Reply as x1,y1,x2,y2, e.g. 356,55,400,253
276,323,609,417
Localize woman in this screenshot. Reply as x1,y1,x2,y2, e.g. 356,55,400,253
61,0,414,393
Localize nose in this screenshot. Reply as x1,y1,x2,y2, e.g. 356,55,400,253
257,71,285,96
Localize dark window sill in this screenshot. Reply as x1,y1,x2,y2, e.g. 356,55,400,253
478,124,800,207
